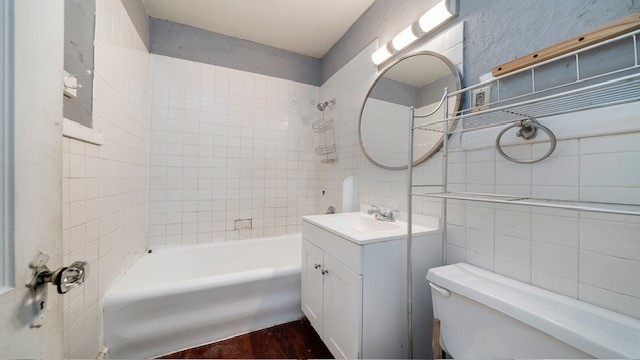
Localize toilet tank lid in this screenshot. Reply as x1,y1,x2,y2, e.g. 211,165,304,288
427,263,640,359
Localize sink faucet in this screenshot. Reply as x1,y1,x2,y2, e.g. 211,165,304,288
367,205,399,222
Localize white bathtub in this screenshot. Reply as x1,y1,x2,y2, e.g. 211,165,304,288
103,235,303,359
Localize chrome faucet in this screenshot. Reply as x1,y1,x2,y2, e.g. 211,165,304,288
367,205,399,222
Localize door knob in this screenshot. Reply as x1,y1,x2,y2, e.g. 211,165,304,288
26,251,88,328
321,269,329,275
314,263,321,269
56,261,88,294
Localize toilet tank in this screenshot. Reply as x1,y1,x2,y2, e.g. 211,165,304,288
426,263,640,359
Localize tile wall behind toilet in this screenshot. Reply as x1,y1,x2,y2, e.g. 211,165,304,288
61,0,150,357
147,55,319,246
443,122,640,320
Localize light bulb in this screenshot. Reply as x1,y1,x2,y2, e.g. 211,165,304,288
418,0,453,34
391,25,418,51
371,45,393,65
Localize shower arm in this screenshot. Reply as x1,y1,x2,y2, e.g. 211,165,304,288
317,98,336,111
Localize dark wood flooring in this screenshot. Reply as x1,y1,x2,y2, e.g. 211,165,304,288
159,318,334,359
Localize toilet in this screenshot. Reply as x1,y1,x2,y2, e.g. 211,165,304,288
426,263,640,359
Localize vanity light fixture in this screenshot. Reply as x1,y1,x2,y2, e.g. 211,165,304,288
372,0,457,65
391,25,419,51
371,44,394,65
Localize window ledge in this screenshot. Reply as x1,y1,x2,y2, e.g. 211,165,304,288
0,286,12,297
62,118,103,145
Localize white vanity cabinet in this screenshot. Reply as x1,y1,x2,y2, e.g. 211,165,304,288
301,213,442,359
302,239,362,359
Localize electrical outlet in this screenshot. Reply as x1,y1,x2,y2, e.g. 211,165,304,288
471,86,491,112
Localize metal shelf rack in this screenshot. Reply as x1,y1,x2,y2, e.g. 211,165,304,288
407,28,640,265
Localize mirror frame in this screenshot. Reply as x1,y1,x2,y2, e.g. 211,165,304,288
358,51,462,170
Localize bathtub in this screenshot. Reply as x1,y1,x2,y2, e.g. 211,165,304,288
103,235,303,359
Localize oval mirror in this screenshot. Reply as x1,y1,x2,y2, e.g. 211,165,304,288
359,51,462,169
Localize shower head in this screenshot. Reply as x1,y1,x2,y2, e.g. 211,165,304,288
317,98,336,111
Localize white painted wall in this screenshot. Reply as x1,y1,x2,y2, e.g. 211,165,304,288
147,54,319,246
61,0,150,357
0,0,64,358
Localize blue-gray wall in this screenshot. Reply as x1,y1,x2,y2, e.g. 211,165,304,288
370,78,418,107
75,0,640,94
150,18,322,86
322,0,441,84
322,0,640,85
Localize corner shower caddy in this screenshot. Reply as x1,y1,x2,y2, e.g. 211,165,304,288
406,28,640,264
313,119,337,164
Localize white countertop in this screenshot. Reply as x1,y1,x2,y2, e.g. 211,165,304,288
302,211,439,245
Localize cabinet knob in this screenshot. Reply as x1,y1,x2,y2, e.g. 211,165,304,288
314,264,321,269
321,269,329,275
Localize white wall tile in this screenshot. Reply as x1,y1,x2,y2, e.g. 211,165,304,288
446,224,465,247
495,259,530,284
466,250,494,271
580,251,640,298
580,186,640,205
580,132,640,155
580,152,640,187
495,234,530,267
532,139,578,157
580,219,640,261
496,159,531,186
495,210,531,239
532,213,578,248
531,269,579,298
446,244,465,264
532,242,578,280
465,205,494,231
579,283,640,319
532,156,579,186
465,228,494,257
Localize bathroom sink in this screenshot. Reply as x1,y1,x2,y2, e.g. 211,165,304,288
302,211,439,244
351,216,400,232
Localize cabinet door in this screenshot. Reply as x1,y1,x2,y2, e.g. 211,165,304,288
301,239,325,335
323,254,363,359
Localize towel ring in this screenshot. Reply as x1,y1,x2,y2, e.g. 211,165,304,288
495,119,556,164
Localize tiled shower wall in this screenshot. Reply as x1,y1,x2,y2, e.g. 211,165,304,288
319,21,640,320
62,0,150,357
148,55,319,246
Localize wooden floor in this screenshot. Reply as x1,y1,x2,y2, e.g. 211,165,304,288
159,318,334,359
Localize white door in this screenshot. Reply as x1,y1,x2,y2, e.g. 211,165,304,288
301,239,325,335
0,0,65,358
323,254,362,359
